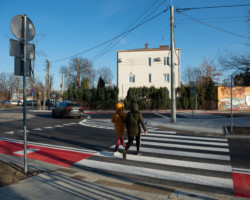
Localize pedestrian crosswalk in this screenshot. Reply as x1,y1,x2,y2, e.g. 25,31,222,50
77,119,234,194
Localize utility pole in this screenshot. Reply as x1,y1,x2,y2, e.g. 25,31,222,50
170,5,176,123
43,60,49,110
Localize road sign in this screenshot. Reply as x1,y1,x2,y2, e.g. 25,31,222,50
231,75,234,87
191,87,194,95
14,57,31,76
30,92,34,97
31,88,34,93
52,93,56,98
10,39,35,60
10,15,35,42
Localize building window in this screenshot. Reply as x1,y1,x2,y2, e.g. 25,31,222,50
129,74,135,83
164,74,169,82
149,74,152,83
164,57,170,65
148,57,151,66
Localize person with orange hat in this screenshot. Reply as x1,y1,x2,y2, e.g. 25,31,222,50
111,102,127,156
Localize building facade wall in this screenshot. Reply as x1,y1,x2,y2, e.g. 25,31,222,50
217,86,250,110
117,48,180,100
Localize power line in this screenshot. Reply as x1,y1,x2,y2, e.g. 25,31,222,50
50,8,168,64
176,10,250,39
90,0,162,63
90,0,168,63
176,4,250,12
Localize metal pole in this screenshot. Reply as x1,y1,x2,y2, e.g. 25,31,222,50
170,6,176,123
192,94,194,118
196,92,197,110
23,14,28,175
231,76,233,133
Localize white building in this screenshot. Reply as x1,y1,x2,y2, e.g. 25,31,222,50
117,43,181,100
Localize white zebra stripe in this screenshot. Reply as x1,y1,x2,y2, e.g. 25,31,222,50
75,159,233,189
97,151,232,172
142,137,228,147
144,133,227,142
140,141,229,152
125,146,230,161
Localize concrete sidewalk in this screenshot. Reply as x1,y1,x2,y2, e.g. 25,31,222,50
0,155,238,200
149,112,250,137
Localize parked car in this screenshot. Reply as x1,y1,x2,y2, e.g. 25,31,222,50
26,100,37,106
11,100,18,105
17,100,23,106
52,102,84,118
1,100,11,104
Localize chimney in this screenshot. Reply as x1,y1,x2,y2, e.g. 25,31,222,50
145,43,148,49
159,45,169,49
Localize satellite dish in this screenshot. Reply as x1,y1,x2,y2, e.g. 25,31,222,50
10,15,35,42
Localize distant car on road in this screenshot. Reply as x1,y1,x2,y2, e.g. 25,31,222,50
1,100,11,105
52,102,84,118
11,100,18,105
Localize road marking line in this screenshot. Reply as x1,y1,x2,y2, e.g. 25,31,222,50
142,137,228,146
4,131,14,134
147,130,176,134
62,124,71,126
232,168,250,175
32,128,43,131
43,126,53,129
144,133,227,142
97,151,232,172
19,130,30,132
75,159,233,189
123,146,230,161
13,148,39,155
140,141,229,152
54,125,64,128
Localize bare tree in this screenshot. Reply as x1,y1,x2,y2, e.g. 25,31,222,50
68,57,95,89
99,66,114,86
182,57,221,86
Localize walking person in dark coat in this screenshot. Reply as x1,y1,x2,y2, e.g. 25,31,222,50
123,102,147,159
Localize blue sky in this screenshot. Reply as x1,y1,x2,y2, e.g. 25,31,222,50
0,0,249,90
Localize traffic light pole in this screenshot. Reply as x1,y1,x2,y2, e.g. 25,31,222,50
23,14,28,175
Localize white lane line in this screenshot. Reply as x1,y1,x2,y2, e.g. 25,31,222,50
32,128,43,131
19,130,30,132
140,141,229,152
142,137,228,147
97,151,232,172
62,124,71,126
75,159,233,189
147,130,176,134
125,146,230,161
232,168,250,175
144,133,227,142
54,125,64,128
154,113,169,119
70,122,78,125
0,137,97,154
43,126,53,129
4,131,14,134
13,148,39,155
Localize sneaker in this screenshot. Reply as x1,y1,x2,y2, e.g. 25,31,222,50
136,151,141,156
114,151,120,156
123,149,127,159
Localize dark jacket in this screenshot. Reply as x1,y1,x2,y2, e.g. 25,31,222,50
126,103,147,137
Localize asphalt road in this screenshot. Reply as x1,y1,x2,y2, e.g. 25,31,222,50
0,109,250,197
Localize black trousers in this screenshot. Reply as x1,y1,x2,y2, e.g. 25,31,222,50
125,134,141,152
